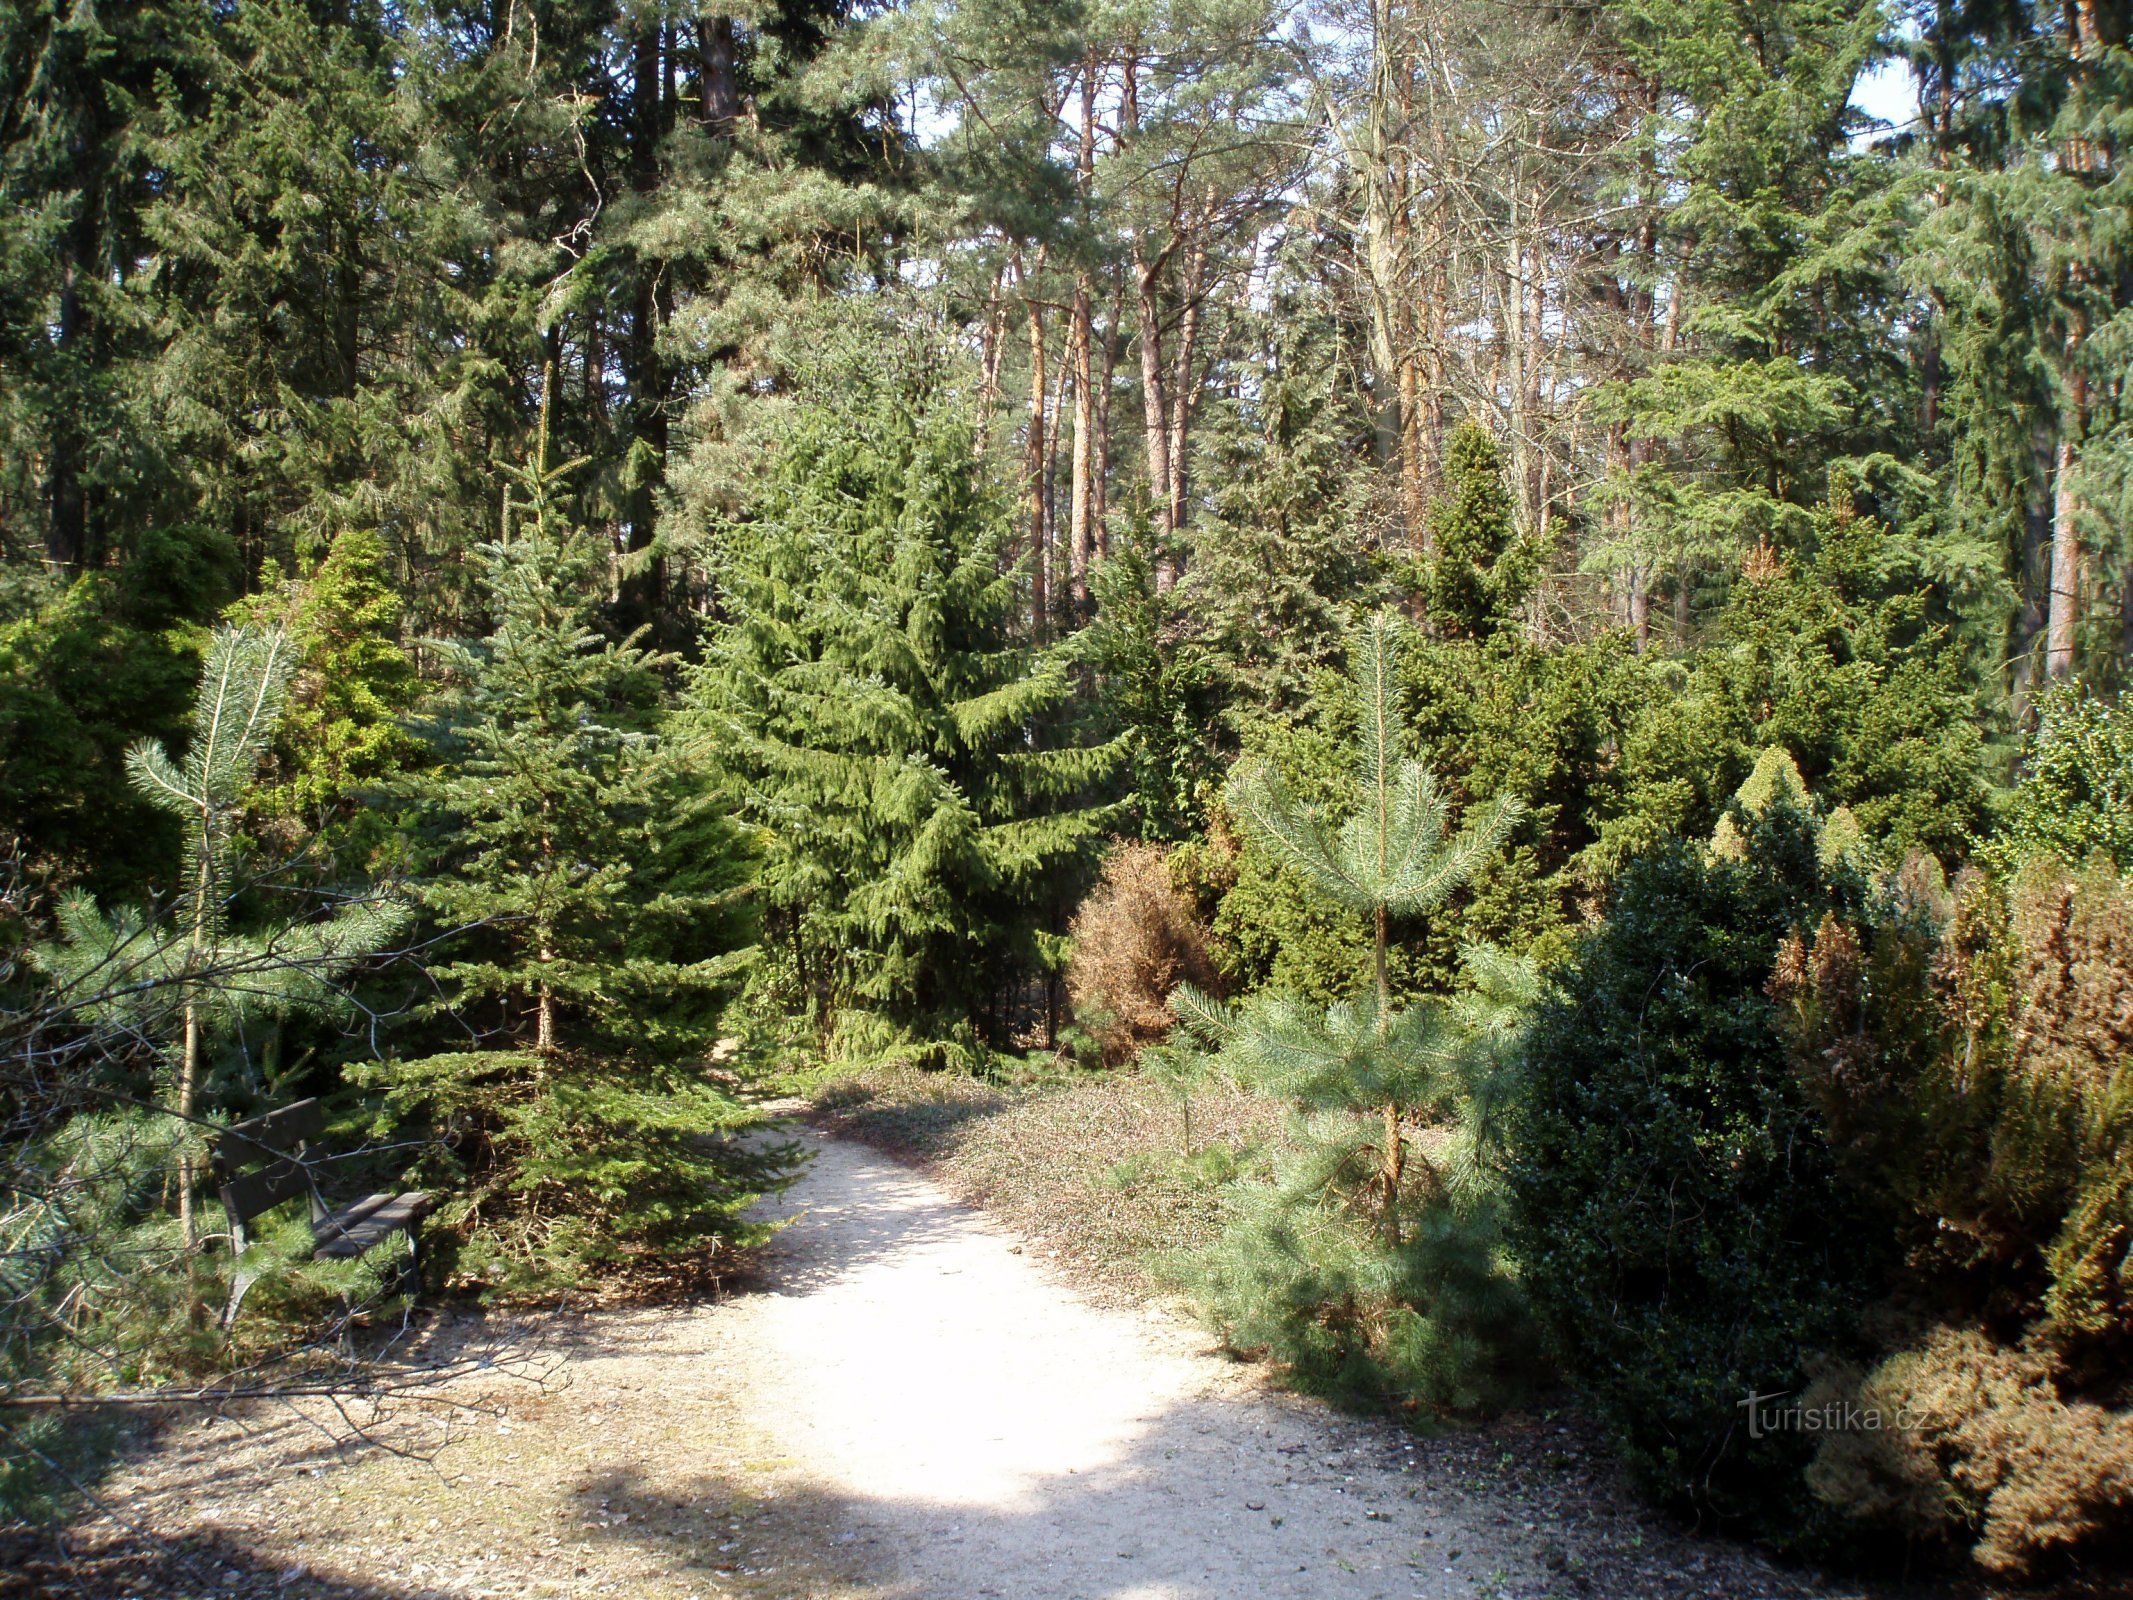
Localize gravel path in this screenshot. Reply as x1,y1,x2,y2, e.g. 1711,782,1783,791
729,1132,1522,1600
29,1128,1876,1600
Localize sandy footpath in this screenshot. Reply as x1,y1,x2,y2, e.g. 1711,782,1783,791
724,1133,1518,1600
34,1128,1853,1600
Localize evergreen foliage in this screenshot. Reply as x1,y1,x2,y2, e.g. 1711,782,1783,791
1177,613,1532,1410
378,421,783,1293
1590,490,1988,875
2,0,2131,1574
1182,280,1378,718
1078,520,1220,841
1422,422,1535,640
400,427,724,1057
1502,789,1887,1547
34,623,406,1247
688,330,1120,1049
0,525,236,891
1987,683,2133,873
229,527,424,875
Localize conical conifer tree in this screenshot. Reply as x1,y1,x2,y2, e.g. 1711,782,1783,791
688,329,1121,1049
1173,613,1533,1410
380,398,783,1292
1423,423,1535,640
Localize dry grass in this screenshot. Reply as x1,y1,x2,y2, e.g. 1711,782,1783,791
808,1063,1287,1299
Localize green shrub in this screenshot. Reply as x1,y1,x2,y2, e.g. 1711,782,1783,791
1502,803,1886,1546
1985,683,2133,874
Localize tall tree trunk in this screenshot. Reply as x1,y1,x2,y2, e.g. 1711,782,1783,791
2047,305,2090,680
975,269,1006,454
1096,271,1123,555
700,13,737,130
1068,275,1096,610
2046,2,2099,679
1044,326,1068,629
2047,425,2082,679
1135,246,1174,571
1066,60,1100,610
1164,213,1209,548
1024,267,1049,637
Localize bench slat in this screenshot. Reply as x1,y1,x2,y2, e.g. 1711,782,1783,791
312,1192,432,1260
218,1098,325,1165
220,1156,314,1226
313,1191,397,1245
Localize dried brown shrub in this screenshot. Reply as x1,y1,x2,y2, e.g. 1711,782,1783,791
1065,843,1217,1065
1808,1327,2133,1578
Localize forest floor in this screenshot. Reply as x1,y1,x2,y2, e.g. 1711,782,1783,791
16,1089,1963,1600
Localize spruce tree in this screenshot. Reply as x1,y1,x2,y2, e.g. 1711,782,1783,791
688,329,1120,1050
1181,276,1379,719
1174,613,1531,1409
381,413,780,1291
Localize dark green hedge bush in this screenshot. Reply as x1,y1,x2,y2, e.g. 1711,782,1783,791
1501,808,1888,1549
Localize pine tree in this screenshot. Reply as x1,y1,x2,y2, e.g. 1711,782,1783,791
1172,613,1531,1409
688,328,1120,1050
35,624,406,1249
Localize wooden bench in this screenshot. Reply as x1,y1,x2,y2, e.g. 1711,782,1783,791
214,1098,432,1326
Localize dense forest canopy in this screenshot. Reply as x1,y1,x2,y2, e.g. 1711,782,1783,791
4,0,2132,1584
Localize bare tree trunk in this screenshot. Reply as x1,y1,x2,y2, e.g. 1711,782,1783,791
1066,59,1101,611
1164,218,1209,548
2047,430,2082,679
1097,272,1123,557
1135,248,1174,559
1068,277,1096,610
1025,269,1050,637
2047,298,2090,680
975,268,1006,455
1044,331,1068,630
700,13,737,130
